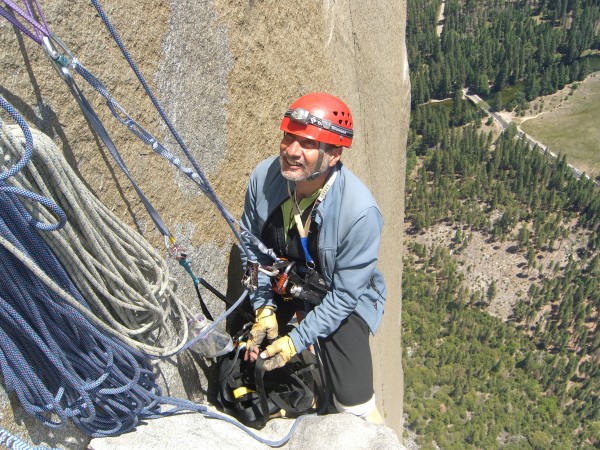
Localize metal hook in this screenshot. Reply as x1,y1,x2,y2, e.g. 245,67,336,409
42,34,72,79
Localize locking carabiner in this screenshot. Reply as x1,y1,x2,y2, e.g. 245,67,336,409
42,34,74,79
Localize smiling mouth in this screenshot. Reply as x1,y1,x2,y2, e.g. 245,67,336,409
284,156,303,167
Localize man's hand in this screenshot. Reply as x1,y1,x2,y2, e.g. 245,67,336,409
260,336,296,371
244,306,278,360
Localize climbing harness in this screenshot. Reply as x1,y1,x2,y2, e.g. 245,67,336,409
267,171,337,304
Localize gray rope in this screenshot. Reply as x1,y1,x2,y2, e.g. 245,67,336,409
1,119,192,358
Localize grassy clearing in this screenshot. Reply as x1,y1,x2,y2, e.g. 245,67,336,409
520,73,600,179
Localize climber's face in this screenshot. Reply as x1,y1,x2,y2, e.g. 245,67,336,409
279,132,340,182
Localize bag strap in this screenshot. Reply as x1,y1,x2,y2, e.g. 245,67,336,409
268,352,325,416
269,372,314,415
253,357,270,429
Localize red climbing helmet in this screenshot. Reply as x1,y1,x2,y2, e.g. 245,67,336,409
280,93,354,148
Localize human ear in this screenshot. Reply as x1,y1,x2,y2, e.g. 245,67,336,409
328,147,343,167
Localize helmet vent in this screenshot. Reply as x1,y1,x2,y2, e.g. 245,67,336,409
333,110,352,127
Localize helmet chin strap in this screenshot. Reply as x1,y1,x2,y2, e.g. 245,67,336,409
307,142,327,181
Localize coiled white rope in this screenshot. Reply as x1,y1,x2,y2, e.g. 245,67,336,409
0,120,193,357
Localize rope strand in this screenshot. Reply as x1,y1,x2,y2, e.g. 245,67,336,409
88,0,253,260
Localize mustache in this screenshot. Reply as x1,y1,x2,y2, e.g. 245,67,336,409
281,155,304,167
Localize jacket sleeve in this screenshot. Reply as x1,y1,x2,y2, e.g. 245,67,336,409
239,169,276,311
289,205,383,352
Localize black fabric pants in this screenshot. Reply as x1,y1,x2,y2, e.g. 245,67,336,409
274,297,374,407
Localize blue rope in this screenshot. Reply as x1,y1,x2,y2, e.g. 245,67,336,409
0,96,66,231
0,98,305,447
0,96,33,180
1,97,162,437
0,427,58,450
0,191,163,437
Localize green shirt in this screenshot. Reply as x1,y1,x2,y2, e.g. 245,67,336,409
281,188,322,243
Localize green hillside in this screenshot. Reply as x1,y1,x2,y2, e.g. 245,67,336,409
404,1,599,448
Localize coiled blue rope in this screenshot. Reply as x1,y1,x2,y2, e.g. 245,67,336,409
1,96,162,437
0,96,307,446
1,160,162,438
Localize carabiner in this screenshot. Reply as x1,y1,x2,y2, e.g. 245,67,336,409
42,36,67,66
42,34,73,79
271,261,295,295
273,272,289,295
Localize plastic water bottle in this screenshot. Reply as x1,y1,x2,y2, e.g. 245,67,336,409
188,314,234,358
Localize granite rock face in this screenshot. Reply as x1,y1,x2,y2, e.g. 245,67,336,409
0,0,409,448
89,410,406,450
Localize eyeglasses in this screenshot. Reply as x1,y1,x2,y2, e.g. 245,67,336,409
281,132,319,150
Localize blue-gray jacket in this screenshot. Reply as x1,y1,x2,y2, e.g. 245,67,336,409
241,156,387,353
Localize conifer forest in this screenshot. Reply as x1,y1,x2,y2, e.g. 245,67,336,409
403,1,599,448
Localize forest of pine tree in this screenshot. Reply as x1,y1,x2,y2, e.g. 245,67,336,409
408,0,600,107
403,1,599,448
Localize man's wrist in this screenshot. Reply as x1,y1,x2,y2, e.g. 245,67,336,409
288,329,305,354
256,306,276,319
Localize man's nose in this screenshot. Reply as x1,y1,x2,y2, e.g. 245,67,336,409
285,139,302,157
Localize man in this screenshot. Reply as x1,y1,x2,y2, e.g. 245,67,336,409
240,93,386,424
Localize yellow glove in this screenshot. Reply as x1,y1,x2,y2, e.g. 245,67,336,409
261,335,296,371
247,306,278,352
